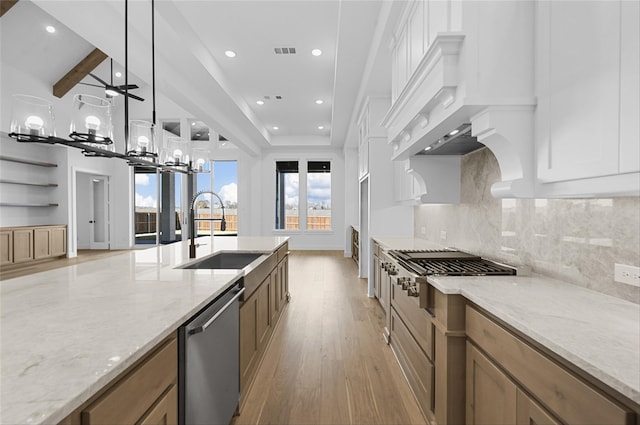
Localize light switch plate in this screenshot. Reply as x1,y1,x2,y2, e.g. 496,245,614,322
614,263,640,287
421,227,426,235
440,230,447,241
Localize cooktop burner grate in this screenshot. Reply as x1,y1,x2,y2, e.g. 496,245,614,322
388,249,516,276
411,258,516,276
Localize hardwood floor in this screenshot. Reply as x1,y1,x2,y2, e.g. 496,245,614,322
233,251,426,425
0,249,127,280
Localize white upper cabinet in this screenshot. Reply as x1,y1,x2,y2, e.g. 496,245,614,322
535,0,639,197
358,97,390,180
379,0,638,199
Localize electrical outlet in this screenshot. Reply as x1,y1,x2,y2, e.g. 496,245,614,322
440,230,447,241
614,263,640,287
421,226,426,235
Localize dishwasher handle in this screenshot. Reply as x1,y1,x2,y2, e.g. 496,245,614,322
188,287,245,335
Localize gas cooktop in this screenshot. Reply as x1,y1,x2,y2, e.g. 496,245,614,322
388,249,516,277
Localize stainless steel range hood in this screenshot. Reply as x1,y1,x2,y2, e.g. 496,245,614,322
416,123,485,156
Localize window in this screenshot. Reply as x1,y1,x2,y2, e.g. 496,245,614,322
188,119,210,141
307,161,331,230
134,166,185,245
161,120,181,137
275,161,299,230
195,161,238,236
134,170,158,244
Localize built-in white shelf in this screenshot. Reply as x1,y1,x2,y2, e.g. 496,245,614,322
0,179,58,187
0,155,60,208
0,203,59,207
0,155,58,168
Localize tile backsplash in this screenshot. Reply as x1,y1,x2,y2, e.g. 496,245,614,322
414,148,640,303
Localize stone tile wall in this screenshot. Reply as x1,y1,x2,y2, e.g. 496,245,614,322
414,148,640,303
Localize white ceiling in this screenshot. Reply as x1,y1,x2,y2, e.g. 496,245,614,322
4,0,396,155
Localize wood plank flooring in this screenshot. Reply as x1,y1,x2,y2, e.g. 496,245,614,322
233,251,426,425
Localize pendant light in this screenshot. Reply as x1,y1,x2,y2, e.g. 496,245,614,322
7,0,195,173
69,94,115,153
9,94,56,142
124,0,158,160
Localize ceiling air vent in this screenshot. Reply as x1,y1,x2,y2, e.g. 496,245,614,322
274,47,296,54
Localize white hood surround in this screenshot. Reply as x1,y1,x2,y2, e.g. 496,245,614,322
381,1,537,200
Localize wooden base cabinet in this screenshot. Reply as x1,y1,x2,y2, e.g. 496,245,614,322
59,334,178,425
467,342,562,425
239,243,289,410
432,289,466,425
13,228,34,263
1,230,13,265
390,308,435,422
516,388,562,425
34,227,52,259
351,226,359,265
0,225,65,267
466,342,517,425
466,305,637,425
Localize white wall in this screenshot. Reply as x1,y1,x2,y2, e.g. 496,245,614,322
343,147,359,255
76,173,91,249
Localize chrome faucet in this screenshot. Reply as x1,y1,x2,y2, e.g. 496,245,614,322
189,190,227,258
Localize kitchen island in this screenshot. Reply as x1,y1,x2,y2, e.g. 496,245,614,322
374,237,640,423
0,236,288,425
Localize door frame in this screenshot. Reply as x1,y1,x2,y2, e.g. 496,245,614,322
89,175,110,250
70,169,111,257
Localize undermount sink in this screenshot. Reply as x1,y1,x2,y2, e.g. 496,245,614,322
182,252,265,270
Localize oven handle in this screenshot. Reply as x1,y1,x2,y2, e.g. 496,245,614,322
188,287,245,335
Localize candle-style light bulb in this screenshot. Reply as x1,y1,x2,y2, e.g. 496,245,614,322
173,149,183,163
196,158,205,172
84,115,101,141
138,135,149,153
24,115,44,137
25,115,44,130
85,115,101,131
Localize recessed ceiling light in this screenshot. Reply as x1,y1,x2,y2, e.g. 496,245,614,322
449,129,460,136
318,126,324,130
115,71,122,78
424,146,432,151
256,100,265,105
45,25,56,33
191,122,196,126
315,99,323,105
311,49,322,56
225,50,236,58
273,126,279,130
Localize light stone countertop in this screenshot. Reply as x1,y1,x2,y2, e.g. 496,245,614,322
374,236,640,406
1,236,288,425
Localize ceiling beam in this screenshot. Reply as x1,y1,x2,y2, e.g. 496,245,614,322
53,48,108,98
0,0,19,17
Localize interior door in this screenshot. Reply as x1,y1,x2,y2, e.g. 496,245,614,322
90,176,110,249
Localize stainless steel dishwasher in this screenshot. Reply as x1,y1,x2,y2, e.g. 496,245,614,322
179,281,244,425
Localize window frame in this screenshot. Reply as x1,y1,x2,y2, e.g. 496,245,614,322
273,158,333,234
